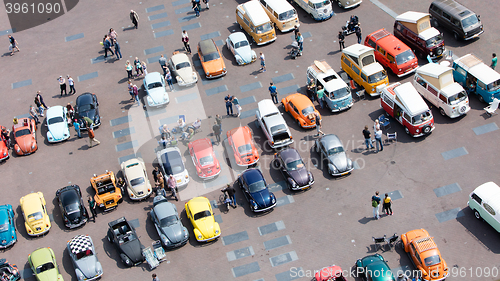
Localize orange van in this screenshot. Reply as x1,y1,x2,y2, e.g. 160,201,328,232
365,28,418,77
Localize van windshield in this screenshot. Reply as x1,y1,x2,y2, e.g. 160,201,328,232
256,23,273,34
412,111,432,125
487,79,500,92
279,10,296,21
328,87,350,99
314,0,330,9
461,15,479,29
395,50,416,65
448,91,467,105
367,70,387,84
425,34,443,48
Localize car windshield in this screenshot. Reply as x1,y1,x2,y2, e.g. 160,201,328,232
64,203,80,215
148,82,163,90
0,224,9,232
461,15,479,29
203,52,220,62
425,34,443,48
248,180,267,193
48,116,64,125
199,155,214,166
76,249,93,260
256,23,273,34
78,104,93,112
286,159,305,171
36,262,55,274
238,144,253,155
270,124,287,135
27,212,43,221
424,255,441,266
301,106,315,116
314,0,330,9
412,110,432,125
278,10,296,21
176,62,190,70
130,177,145,187
448,91,467,105
367,70,387,83
193,210,211,220
328,87,350,99
395,50,416,65
327,146,344,155
235,40,249,49
487,79,500,92
15,129,30,137
160,215,178,227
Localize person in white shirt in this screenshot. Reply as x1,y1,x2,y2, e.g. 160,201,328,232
67,75,75,94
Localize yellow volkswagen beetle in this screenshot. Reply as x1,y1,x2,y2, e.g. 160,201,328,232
20,192,51,236
185,197,221,242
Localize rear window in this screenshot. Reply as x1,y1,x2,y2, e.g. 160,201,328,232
203,52,220,62
176,62,190,70
48,116,64,125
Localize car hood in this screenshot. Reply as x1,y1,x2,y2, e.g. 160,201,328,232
75,256,99,279
147,88,169,104
250,188,272,208
328,153,348,171
160,222,184,244
288,168,310,186
235,47,254,63
48,122,69,140
16,135,35,154
78,109,96,121
194,217,216,238
120,240,143,263
176,68,196,84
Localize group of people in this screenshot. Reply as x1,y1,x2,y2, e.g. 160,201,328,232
102,28,122,60
125,57,147,79
306,80,326,109
158,54,174,91
362,119,384,153
153,167,179,201
223,94,242,117
57,75,76,96
371,191,393,220
338,15,362,50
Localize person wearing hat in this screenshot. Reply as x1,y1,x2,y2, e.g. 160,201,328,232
58,76,67,96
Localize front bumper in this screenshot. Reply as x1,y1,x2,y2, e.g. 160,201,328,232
330,167,354,176
329,100,353,112
290,180,314,191
313,11,334,21
164,237,189,249
66,217,88,229
464,29,484,40
412,126,435,137
198,169,221,180
397,66,418,78
253,202,277,212
196,233,221,242
206,70,227,79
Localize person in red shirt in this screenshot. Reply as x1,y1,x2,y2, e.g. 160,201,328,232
167,175,178,201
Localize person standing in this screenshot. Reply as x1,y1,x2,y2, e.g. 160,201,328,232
355,24,362,44
108,28,118,45
296,32,304,54
182,31,191,54
373,119,380,132
192,0,201,17
134,57,143,77
224,94,233,115
159,54,167,75
73,119,81,138
125,60,133,79
133,84,140,106
491,53,497,70
58,76,67,96
383,193,393,215
152,273,160,281
127,80,135,100
314,113,324,136
152,167,161,185
259,52,266,72
34,91,48,116
167,175,179,201
8,35,20,56
316,85,325,109
222,184,237,208
203,0,209,9
114,39,122,60
142,62,148,75
130,10,139,29
371,191,381,220
268,82,278,104
233,96,241,117
103,36,114,58
87,126,100,148
215,114,222,132
29,106,39,124
87,196,97,222
213,121,222,144
338,31,345,51
165,69,174,91
293,25,300,40
83,116,94,131
374,128,383,152
67,75,76,95
362,125,374,150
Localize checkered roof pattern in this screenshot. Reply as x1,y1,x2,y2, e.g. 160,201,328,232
69,235,92,255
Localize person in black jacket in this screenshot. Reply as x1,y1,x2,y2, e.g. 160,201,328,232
222,184,236,208
338,31,345,51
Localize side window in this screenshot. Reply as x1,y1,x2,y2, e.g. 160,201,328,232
454,65,467,77
260,0,266,6
387,54,395,63
308,1,314,8
396,23,402,31
243,17,250,27
414,250,422,264
352,65,360,76
415,76,427,87
237,11,244,20
439,94,447,103
342,56,351,68
451,17,460,26
367,39,376,48
383,94,394,107
483,203,496,216
409,243,417,254
471,193,482,204
427,85,438,96
274,11,279,19
361,73,367,82
376,46,386,56
443,12,451,21
477,80,486,90
403,112,411,121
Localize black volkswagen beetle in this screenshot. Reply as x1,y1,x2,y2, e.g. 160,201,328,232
75,92,100,130
55,185,89,229
238,168,276,212
273,148,314,191
107,217,145,267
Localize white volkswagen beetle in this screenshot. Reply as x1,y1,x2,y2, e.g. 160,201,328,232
121,158,153,200
46,105,70,143
226,32,257,65
169,51,198,87
143,72,170,107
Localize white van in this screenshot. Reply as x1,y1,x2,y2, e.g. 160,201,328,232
293,0,333,21
468,182,500,233
413,63,470,118
259,0,299,32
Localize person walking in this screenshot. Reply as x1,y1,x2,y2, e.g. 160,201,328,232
67,75,76,95
215,114,222,131
203,0,209,9
58,76,67,96
34,91,48,116
316,85,325,109
114,39,122,60
374,128,383,152
132,84,140,106
355,24,362,44
491,53,497,70
259,52,266,72
66,103,74,121
29,105,39,124
296,32,304,54
181,30,191,54
362,125,374,150
108,28,118,45
338,31,345,51
8,35,20,56
142,62,148,75
152,273,160,281
233,96,242,117
88,196,97,222
213,121,222,144
87,125,100,148
165,69,174,91
383,193,393,215
314,113,324,136
127,80,135,100
268,83,278,104
293,25,300,40
167,175,179,201
125,60,133,79
159,54,167,75
130,10,139,29
133,57,143,77
73,119,81,138
103,36,114,58
371,191,381,220
192,0,201,17
373,119,380,132
152,167,161,186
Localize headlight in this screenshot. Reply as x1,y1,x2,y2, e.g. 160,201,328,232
416,129,420,133
99,203,104,207
198,234,202,239
78,274,85,280
31,144,36,149
215,229,219,234
2,152,5,156
291,180,297,187
176,76,181,82
237,58,243,64
223,67,226,71
161,234,169,244
206,72,209,76
259,38,262,42
16,147,20,152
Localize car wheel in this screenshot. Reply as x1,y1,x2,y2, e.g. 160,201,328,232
478,95,485,103
239,24,243,30
453,31,460,41
474,210,482,220
433,19,439,27
337,0,342,7
296,119,302,128
405,127,410,135
271,159,280,170
439,108,446,116
423,125,431,134
107,235,111,242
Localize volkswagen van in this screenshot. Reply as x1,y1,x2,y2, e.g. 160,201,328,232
293,0,333,21
364,28,418,77
341,44,388,96
259,0,299,32
381,82,435,137
334,0,361,9
307,60,352,112
429,0,483,41
468,182,500,233
452,54,500,104
236,0,276,45
413,63,469,118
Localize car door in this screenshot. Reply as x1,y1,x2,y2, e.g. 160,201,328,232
228,38,235,56
409,242,420,267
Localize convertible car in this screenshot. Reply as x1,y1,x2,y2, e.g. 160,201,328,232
0,205,16,248
75,93,100,130
227,126,259,167
20,192,51,236
46,105,70,143
169,51,198,87
157,147,190,187
67,235,103,281
28,247,64,281
143,72,170,107
150,195,189,248
107,217,145,267
238,168,277,212
282,93,321,129
314,134,354,176
0,259,20,281
274,148,314,191
55,185,88,229
189,138,221,180
185,197,221,242
90,171,122,211
12,117,37,156
0,126,9,161
226,32,257,65
121,158,153,201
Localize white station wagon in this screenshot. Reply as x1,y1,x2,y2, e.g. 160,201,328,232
256,99,293,149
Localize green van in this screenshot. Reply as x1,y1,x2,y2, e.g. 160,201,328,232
468,182,500,233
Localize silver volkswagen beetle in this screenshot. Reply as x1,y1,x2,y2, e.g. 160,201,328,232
150,195,189,249
67,235,103,280
314,134,354,176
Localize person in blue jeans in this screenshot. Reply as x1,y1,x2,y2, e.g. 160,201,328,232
222,184,236,208
73,119,81,138
374,128,383,152
362,126,374,150
224,94,233,115
269,83,278,104
114,39,122,60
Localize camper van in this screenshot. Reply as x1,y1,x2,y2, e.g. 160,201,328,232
307,60,352,112
469,182,500,233
341,44,389,96
259,0,299,32
394,11,445,59
236,0,276,45
429,0,483,41
413,63,470,118
293,0,333,21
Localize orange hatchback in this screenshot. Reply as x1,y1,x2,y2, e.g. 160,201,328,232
198,39,227,79
12,118,37,156
227,126,259,167
282,93,321,129
401,229,449,281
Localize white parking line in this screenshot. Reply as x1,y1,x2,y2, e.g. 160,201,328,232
370,0,398,19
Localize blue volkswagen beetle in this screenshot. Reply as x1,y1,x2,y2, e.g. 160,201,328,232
238,168,276,212
0,205,17,249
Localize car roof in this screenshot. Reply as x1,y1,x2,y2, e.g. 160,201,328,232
417,63,452,78
419,27,440,40
362,63,385,76
343,44,374,58
228,126,253,148
189,138,212,152
320,134,342,148
21,193,43,214
241,168,264,185
76,93,93,104
46,105,65,119
229,32,248,43
432,0,475,18
171,53,191,65
68,235,93,255
258,99,280,117
473,182,500,210
199,39,218,55
279,148,301,162
59,187,79,205
30,248,53,265
241,0,271,26
261,0,295,14
144,72,163,84
187,197,210,214
153,200,176,218
12,117,32,131
393,82,429,116
468,63,500,85
369,29,411,55
396,11,429,23
287,93,314,111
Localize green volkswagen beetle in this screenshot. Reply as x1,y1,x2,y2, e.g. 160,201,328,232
355,254,395,281
28,247,64,281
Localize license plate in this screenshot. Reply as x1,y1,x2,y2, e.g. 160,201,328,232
176,179,182,183
341,172,348,176
36,227,41,231
105,200,114,205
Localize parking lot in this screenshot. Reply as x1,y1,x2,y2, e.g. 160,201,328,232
1,0,500,280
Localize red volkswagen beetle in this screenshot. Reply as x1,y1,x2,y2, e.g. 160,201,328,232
188,138,221,180
227,126,259,167
315,265,347,281
0,126,9,161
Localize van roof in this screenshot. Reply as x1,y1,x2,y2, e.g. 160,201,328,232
369,29,411,55
396,11,429,23
417,63,452,79
242,0,271,26
391,82,429,116
262,0,295,14
456,54,500,85
419,27,440,40
342,43,374,58
362,63,385,76
473,182,500,211
431,0,474,18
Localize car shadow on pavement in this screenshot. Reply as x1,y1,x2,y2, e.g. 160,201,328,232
456,207,500,254
62,246,76,279
100,236,129,269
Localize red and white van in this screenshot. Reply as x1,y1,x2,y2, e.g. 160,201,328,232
380,82,435,137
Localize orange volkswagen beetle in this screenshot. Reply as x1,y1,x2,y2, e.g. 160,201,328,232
227,126,259,167
401,229,449,281
12,118,37,156
282,93,321,129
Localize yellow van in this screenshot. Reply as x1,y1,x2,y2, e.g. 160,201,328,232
341,44,389,96
259,0,299,32
236,0,276,45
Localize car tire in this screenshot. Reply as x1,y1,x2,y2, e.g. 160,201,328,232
423,125,431,134
478,95,485,103
439,108,446,116
405,127,410,135
337,0,342,8
453,31,460,41
296,119,302,129
239,24,242,30
474,210,482,220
